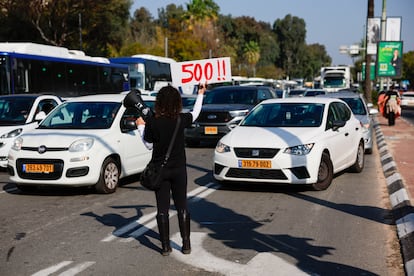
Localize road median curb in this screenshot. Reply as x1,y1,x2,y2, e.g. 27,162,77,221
374,117,414,275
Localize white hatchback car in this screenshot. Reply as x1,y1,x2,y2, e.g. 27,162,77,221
213,97,365,190
0,94,62,168
8,94,152,193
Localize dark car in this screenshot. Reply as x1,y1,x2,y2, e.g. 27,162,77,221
185,85,277,146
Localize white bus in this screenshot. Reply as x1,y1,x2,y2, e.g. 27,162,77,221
0,42,130,97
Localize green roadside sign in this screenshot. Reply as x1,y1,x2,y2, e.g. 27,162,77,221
376,41,403,78
362,62,376,81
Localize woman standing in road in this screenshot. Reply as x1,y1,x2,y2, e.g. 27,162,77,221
137,84,206,256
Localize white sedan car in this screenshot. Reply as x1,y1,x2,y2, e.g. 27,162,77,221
0,94,62,168
213,97,365,190
8,94,152,193
401,91,414,107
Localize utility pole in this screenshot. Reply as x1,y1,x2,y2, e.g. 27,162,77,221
364,0,374,103
379,0,387,91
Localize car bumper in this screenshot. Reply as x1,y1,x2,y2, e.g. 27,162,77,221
0,138,14,168
8,149,104,186
213,150,320,184
185,124,233,141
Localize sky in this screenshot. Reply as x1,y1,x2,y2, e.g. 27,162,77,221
131,0,414,66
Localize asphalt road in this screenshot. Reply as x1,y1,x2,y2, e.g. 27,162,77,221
0,142,405,275
402,106,414,125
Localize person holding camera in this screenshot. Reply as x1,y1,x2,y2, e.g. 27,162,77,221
136,83,206,256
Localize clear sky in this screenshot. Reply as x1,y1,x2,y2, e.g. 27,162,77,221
131,0,414,66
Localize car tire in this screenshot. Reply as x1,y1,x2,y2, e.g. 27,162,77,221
350,141,365,173
95,157,120,194
312,152,333,191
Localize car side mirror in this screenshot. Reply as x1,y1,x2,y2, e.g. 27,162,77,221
121,118,137,132
332,120,346,131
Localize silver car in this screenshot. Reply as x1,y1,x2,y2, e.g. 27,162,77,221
318,91,377,153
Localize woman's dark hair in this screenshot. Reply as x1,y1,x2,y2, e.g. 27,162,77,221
155,85,182,119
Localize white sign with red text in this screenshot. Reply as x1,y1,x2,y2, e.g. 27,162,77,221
171,57,232,87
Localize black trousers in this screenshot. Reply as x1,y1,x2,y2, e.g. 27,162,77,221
155,165,188,214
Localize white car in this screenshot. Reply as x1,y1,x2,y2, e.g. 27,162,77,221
0,94,62,168
401,91,414,107
213,97,365,190
8,94,152,193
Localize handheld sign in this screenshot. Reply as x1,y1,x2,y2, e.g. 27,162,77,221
171,57,232,87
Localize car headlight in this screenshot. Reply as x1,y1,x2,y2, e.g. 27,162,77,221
284,143,314,155
215,141,231,153
1,128,23,139
69,138,94,152
229,109,249,117
11,137,23,151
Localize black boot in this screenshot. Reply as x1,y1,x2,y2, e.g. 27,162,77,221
156,213,172,256
177,209,191,254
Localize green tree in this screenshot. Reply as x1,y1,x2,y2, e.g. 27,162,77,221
403,51,414,89
273,14,307,79
0,0,131,57
243,41,260,77
302,43,331,80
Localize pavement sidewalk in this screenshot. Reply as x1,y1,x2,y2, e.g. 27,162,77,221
374,114,414,275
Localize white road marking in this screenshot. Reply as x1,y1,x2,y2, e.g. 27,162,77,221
57,261,95,276
101,182,219,242
170,232,309,276
31,261,73,276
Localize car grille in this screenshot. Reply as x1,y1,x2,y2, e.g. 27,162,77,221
197,111,232,123
234,148,279,158
16,158,64,180
226,168,287,180
21,146,68,152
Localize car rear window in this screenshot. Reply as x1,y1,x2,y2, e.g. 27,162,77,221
205,88,257,105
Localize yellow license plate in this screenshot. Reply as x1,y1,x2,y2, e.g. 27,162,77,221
24,164,54,173
205,126,218,135
239,160,272,168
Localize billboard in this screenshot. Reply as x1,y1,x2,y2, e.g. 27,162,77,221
376,41,403,78
366,17,380,55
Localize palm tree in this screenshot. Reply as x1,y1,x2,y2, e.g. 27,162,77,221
243,41,260,77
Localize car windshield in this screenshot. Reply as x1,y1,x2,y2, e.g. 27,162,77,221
241,102,324,127
0,97,35,125
340,98,367,115
204,88,257,105
39,101,121,129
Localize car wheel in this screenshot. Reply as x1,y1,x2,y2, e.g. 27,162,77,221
95,157,120,194
312,152,333,191
350,141,365,173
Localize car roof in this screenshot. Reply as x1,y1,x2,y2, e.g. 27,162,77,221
261,97,341,105
0,94,61,99
317,91,363,99
64,93,156,103
64,94,126,103
210,85,271,91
